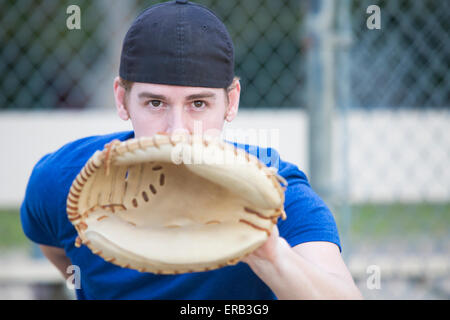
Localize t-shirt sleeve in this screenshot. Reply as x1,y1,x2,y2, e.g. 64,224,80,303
276,159,342,252
20,154,62,247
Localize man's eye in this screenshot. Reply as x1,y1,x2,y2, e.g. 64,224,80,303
149,100,162,107
192,101,205,108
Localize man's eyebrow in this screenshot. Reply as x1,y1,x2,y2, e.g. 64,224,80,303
137,91,217,101
137,92,168,100
185,92,216,100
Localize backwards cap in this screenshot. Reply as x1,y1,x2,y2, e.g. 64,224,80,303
119,0,235,88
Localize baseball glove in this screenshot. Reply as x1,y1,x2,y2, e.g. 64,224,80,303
67,134,287,274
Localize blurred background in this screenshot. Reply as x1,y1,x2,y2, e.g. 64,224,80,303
0,0,449,299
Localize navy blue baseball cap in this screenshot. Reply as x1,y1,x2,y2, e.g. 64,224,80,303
119,0,235,89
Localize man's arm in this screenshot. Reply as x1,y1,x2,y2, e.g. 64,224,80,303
243,226,363,300
39,244,72,280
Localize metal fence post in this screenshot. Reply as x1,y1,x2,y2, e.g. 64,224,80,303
335,0,353,258
90,0,135,110
305,0,336,203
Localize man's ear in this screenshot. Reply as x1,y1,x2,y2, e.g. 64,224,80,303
225,79,241,122
113,76,130,121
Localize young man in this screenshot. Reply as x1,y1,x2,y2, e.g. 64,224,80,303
21,0,362,299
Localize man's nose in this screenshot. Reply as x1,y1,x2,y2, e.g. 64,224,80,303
167,106,189,135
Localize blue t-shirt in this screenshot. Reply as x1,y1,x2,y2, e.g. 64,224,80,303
20,131,341,300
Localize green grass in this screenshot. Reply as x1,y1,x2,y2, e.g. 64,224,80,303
1,203,449,249
336,202,450,241
0,208,30,249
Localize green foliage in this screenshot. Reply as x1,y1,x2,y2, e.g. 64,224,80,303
1,203,448,249
338,202,450,240
0,208,30,249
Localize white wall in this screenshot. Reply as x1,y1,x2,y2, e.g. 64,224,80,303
0,109,448,207
0,109,307,207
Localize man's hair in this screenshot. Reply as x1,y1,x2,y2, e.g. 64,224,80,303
118,76,240,106
118,77,134,105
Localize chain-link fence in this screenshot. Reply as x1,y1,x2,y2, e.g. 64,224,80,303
0,0,305,110
330,0,450,299
349,0,449,109
1,0,449,299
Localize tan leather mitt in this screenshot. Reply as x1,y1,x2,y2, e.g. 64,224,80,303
67,134,287,274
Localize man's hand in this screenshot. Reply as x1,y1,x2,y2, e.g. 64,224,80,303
241,226,363,300
242,225,287,266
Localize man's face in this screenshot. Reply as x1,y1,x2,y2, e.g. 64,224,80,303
114,80,240,138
